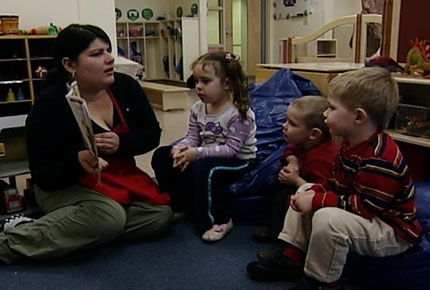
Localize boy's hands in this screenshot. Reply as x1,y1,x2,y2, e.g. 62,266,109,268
171,145,197,171
279,166,299,185
290,189,315,216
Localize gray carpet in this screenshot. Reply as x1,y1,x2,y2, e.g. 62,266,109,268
0,219,368,290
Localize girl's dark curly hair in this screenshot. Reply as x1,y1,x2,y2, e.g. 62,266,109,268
191,51,249,120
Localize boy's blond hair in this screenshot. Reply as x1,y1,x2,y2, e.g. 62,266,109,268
290,95,330,140
328,67,399,130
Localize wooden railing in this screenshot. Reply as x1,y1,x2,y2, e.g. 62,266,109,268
280,13,382,63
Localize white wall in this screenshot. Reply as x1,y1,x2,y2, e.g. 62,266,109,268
115,0,169,21
1,0,117,55
115,0,197,21
267,0,361,63
115,0,207,54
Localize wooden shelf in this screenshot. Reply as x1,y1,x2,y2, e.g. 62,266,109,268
30,57,54,61
0,99,32,105
393,76,430,85
0,58,27,62
386,130,430,148
0,80,27,85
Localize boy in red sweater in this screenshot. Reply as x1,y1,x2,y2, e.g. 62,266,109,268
254,95,339,244
247,67,422,290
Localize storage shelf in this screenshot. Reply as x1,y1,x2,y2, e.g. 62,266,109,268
0,80,27,85
0,58,27,62
30,57,54,61
317,54,336,57
0,99,32,105
386,130,430,148
116,18,199,82
394,76,430,85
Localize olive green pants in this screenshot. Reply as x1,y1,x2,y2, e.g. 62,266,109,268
0,184,172,264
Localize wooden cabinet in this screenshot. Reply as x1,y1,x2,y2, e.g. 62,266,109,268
116,21,166,80
161,17,199,82
0,35,55,117
387,76,430,148
384,76,430,181
116,17,199,82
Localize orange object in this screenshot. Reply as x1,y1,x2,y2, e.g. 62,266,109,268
30,26,50,35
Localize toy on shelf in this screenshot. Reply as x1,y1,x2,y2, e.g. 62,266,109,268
129,26,143,37
6,88,15,102
34,66,48,78
404,38,430,78
29,23,59,35
365,55,404,73
16,88,25,101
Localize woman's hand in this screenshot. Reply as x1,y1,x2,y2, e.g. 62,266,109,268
95,132,120,154
78,150,108,175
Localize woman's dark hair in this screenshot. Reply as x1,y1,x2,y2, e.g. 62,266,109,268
44,24,111,86
191,51,249,120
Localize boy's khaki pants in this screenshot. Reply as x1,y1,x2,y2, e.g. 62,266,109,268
278,184,412,283
0,184,172,264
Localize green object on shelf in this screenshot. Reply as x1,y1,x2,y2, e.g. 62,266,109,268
191,4,198,16
176,7,183,18
142,8,153,20
127,9,139,20
48,23,57,35
115,8,122,21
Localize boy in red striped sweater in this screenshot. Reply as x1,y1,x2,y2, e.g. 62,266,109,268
247,67,422,290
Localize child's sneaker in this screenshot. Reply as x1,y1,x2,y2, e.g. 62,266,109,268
201,219,233,242
0,214,34,232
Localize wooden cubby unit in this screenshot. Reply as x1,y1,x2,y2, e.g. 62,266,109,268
386,76,430,148
0,35,56,117
116,17,199,82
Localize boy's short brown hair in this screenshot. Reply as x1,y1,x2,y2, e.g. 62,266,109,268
328,67,399,130
290,95,330,140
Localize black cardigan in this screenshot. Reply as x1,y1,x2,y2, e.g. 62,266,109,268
26,73,161,191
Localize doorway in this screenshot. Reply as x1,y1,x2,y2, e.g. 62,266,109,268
207,0,261,75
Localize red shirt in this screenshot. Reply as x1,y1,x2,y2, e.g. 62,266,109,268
283,139,339,184
311,132,422,244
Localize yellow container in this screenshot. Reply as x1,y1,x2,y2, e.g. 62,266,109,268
0,15,19,34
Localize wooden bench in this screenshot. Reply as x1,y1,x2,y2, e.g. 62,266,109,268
139,81,189,111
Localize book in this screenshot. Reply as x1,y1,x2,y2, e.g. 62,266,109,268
65,81,101,185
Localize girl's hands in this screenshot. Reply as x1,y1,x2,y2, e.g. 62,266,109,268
95,132,120,154
171,146,197,172
78,150,108,175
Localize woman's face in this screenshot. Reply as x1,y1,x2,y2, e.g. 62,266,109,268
73,38,115,91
